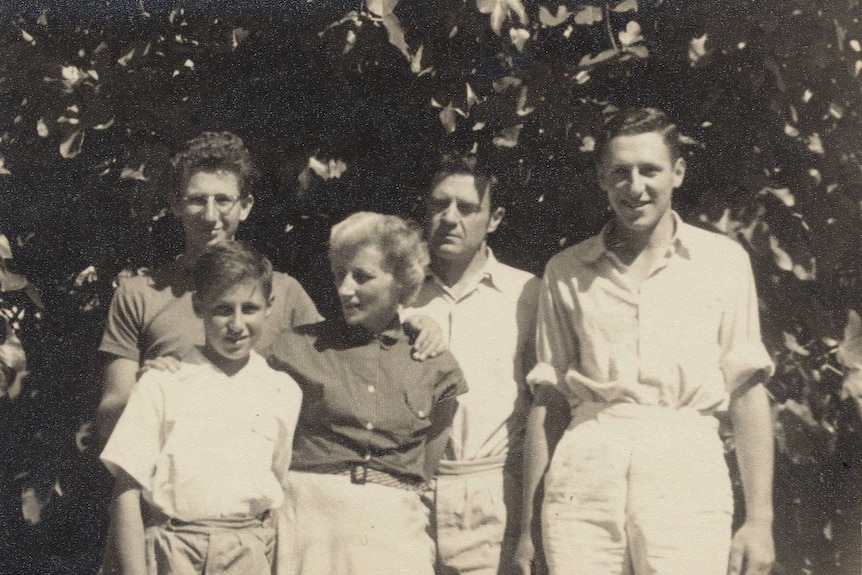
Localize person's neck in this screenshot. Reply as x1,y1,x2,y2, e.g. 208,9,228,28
178,246,205,271
432,244,489,298
358,313,400,337
608,213,675,262
201,344,250,377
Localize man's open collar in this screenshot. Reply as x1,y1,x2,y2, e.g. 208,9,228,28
428,247,504,293
584,211,692,263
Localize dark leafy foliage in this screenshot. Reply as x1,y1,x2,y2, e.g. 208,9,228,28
0,1,859,573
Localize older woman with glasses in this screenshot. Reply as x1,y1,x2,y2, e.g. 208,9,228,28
268,212,467,575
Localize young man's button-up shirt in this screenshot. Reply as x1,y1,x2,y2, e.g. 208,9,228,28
529,212,774,413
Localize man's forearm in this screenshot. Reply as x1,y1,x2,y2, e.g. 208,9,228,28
730,382,774,523
97,356,139,439
105,473,147,575
521,386,570,532
521,404,549,533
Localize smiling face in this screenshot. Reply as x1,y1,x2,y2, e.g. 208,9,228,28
425,174,503,266
176,170,253,253
332,244,400,334
194,279,271,371
598,131,685,235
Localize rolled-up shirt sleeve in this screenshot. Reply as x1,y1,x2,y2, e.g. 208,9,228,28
718,249,775,394
527,259,580,390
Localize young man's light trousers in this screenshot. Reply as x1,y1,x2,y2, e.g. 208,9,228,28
144,514,274,575
541,402,734,575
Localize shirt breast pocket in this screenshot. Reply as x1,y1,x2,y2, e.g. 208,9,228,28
402,383,433,431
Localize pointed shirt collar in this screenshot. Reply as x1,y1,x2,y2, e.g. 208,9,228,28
428,247,504,296
582,211,692,264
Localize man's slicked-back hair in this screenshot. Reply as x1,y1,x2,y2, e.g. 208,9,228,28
428,154,502,210
193,241,273,303
170,131,257,198
594,107,682,164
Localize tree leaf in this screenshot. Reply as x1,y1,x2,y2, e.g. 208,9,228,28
21,487,52,525
579,48,618,68
688,34,707,64
806,133,824,155
59,130,84,159
769,235,794,272
477,0,527,35
573,6,603,25
117,48,135,66
493,124,523,148
440,103,458,133
764,186,795,207
382,12,410,60
367,0,398,17
231,27,249,50
837,309,862,367
783,332,810,356
539,5,571,27
120,164,148,181
618,21,643,47
624,44,648,58
612,0,638,12
510,27,529,51
492,75,522,92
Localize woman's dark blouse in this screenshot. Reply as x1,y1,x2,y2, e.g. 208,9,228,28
266,319,467,484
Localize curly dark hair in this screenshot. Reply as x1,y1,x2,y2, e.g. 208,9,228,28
169,131,257,198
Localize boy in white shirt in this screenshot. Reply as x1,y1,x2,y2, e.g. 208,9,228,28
100,241,302,575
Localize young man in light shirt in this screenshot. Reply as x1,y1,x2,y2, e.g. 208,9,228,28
515,108,775,575
402,157,540,575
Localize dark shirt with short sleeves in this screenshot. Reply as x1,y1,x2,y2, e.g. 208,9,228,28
266,319,467,484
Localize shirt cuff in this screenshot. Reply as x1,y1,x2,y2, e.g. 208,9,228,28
526,362,564,389
721,344,775,394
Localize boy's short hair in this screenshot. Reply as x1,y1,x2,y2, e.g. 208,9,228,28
329,212,429,306
169,131,257,198
428,154,503,210
193,241,273,302
594,108,682,163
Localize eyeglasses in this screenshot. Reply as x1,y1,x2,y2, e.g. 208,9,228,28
181,194,243,215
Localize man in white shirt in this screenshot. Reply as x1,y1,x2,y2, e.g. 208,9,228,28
403,157,540,575
515,107,775,575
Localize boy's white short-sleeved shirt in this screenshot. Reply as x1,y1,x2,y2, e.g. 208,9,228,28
101,349,302,521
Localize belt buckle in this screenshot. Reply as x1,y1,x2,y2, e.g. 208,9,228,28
350,464,368,485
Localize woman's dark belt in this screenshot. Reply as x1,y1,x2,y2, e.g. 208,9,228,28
309,463,428,494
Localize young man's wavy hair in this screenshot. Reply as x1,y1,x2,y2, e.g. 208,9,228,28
594,108,682,164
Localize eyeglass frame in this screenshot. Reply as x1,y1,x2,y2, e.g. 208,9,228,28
179,193,248,215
